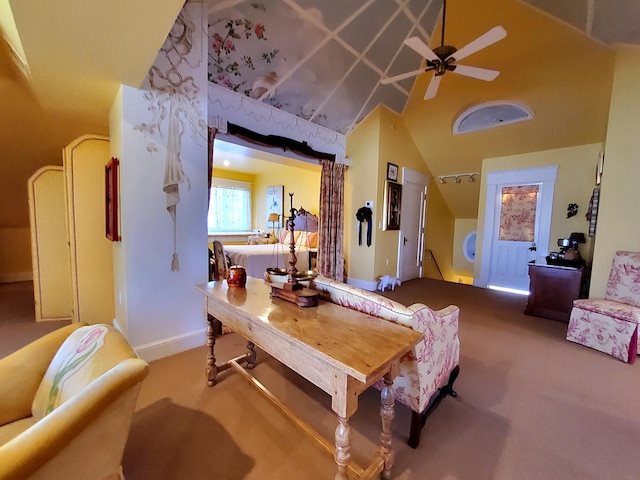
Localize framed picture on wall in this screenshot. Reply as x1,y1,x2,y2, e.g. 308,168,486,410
266,185,284,227
105,157,120,241
387,162,398,181
383,180,402,231
595,151,604,185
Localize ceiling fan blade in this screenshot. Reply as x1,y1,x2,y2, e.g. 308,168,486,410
404,36,439,63
448,26,507,63
452,64,500,81
424,74,442,100
381,68,428,84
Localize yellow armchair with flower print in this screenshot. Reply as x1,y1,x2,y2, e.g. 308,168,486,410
0,323,149,480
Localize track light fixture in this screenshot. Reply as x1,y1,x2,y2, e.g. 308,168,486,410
437,172,479,184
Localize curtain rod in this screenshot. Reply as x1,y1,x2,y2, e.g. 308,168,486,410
226,122,336,162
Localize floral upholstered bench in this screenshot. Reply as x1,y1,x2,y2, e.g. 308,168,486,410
310,275,460,448
567,251,640,363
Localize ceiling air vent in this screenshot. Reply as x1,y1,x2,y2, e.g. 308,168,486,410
453,101,534,135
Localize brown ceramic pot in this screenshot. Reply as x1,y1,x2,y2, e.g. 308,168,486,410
227,265,247,288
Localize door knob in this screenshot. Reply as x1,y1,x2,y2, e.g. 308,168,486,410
403,236,408,245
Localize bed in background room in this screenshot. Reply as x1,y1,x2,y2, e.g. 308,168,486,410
225,210,318,279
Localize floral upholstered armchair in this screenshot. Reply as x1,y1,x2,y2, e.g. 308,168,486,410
566,251,640,363
0,323,149,480
311,275,460,448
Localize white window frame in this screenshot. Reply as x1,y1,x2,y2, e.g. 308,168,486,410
207,178,253,234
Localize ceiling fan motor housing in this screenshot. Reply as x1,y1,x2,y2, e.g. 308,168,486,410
427,45,458,75
433,45,457,60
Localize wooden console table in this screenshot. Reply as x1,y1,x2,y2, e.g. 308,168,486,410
525,261,584,323
196,278,421,480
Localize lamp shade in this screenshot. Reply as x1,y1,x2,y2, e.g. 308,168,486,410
569,232,586,244
268,213,280,223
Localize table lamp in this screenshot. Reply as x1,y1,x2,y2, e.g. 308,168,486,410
268,213,280,237
569,232,586,252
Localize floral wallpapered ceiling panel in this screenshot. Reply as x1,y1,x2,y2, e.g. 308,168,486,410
271,39,356,128
208,0,441,134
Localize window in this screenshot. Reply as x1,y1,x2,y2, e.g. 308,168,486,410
208,178,252,232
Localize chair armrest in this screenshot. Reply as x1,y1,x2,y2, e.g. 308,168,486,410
0,324,84,427
408,304,459,335
0,358,149,480
409,303,460,374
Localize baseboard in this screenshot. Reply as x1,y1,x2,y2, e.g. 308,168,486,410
0,272,33,283
346,277,377,291
134,327,206,363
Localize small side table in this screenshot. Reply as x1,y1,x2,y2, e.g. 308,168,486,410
525,261,584,323
247,235,277,245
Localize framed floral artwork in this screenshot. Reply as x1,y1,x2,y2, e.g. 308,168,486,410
266,185,284,227
595,151,604,185
383,181,402,231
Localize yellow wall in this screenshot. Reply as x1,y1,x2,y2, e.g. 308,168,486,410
252,165,321,231
378,107,456,281
345,108,381,282
212,169,254,184
452,218,476,283
423,182,455,281
0,227,31,281
475,143,602,282
590,45,640,297
213,165,320,235
345,106,457,284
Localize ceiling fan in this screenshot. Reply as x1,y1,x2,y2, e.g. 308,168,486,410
382,0,507,100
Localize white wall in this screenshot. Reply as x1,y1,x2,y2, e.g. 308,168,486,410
111,3,209,360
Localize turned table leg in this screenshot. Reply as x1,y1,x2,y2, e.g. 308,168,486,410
334,416,351,480
206,314,218,386
379,371,396,479
246,341,257,369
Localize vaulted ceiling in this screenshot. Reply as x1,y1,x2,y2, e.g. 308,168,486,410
207,0,620,217
1,0,636,222
207,0,634,135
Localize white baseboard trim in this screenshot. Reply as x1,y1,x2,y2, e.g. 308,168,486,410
134,327,206,363
0,272,33,283
346,277,377,291
112,318,124,335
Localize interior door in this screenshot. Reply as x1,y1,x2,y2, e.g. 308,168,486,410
398,168,428,282
488,185,541,291
478,166,557,292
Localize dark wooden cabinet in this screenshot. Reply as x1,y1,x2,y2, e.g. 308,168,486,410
525,262,583,323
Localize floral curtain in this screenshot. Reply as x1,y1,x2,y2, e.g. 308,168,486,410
207,127,217,282
208,127,217,208
498,185,539,241
318,159,346,281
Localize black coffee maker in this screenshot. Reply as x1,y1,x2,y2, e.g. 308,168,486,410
547,232,585,266
557,238,571,257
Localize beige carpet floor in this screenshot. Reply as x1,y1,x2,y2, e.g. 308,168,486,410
2,279,639,479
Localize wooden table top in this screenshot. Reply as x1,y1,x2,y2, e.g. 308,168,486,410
196,278,422,384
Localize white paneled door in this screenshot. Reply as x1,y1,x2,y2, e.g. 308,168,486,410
478,166,557,292
398,168,429,282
